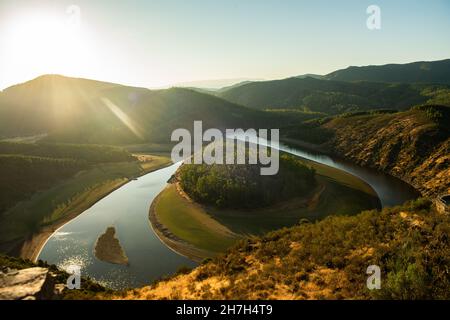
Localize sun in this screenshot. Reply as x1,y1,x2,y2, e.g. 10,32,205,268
1,8,90,87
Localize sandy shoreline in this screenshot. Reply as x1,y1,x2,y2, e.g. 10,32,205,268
148,185,213,263
148,176,326,264
18,161,174,262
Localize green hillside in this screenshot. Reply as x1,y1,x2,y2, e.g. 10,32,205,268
117,198,450,300
0,155,86,214
218,77,450,114
0,75,297,145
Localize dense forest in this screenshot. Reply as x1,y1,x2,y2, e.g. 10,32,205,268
0,142,135,214
0,142,134,163
177,154,316,209
0,155,86,214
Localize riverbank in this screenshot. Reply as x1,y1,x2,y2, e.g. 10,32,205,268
281,137,421,207
149,185,215,263
319,110,448,198
16,155,173,262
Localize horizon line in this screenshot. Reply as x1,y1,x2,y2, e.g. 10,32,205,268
1,57,449,92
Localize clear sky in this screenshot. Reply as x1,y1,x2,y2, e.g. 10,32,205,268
1,0,449,89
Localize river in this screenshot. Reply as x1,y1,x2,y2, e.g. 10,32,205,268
38,141,419,289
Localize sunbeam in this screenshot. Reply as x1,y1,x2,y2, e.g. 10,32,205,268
101,97,144,140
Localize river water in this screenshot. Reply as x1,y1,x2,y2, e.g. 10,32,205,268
38,141,419,289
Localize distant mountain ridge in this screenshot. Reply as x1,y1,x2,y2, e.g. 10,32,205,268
216,59,450,114
173,78,263,90
325,59,450,84
295,74,324,80
217,76,449,114
2,58,450,142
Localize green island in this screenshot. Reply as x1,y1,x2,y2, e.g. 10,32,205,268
150,152,380,261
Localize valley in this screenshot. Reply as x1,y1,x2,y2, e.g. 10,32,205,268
0,58,448,299
35,138,415,289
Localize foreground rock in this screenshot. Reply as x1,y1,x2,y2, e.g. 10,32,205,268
0,267,60,300
94,227,129,265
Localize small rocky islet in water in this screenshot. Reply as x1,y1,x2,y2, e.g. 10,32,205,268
94,226,129,266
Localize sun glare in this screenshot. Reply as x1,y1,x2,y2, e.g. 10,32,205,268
2,9,90,87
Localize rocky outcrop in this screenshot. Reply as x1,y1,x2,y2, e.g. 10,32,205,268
0,267,61,300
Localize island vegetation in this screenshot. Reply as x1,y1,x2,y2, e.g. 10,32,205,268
178,154,316,209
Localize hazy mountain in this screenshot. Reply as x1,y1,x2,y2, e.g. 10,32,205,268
0,75,289,144
295,74,324,80
325,59,450,84
171,78,263,90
